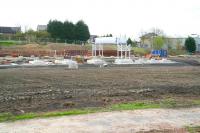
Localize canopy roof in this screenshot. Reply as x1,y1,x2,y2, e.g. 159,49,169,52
95,37,127,45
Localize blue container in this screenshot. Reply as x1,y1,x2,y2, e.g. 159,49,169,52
151,49,167,57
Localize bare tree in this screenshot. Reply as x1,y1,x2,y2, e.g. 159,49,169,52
150,27,164,36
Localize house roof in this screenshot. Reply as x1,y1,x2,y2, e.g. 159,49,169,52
0,26,21,34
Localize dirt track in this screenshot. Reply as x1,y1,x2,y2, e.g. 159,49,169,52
1,108,200,133
0,65,200,113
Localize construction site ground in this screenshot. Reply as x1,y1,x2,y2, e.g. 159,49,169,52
0,58,200,113
0,55,200,132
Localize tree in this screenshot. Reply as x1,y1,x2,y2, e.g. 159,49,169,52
47,20,64,39
63,21,75,41
185,37,196,53
25,29,37,43
132,41,137,47
47,19,90,43
36,31,50,38
105,34,112,37
153,36,164,50
127,38,132,45
127,38,133,45
15,32,24,38
150,28,164,36
75,20,90,41
127,38,137,47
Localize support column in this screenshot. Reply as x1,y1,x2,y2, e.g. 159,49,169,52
95,45,96,57
121,44,123,59
92,44,94,57
102,45,104,57
125,47,127,59
117,51,119,58
98,44,100,56
117,45,119,58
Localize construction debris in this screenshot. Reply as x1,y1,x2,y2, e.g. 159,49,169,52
87,58,108,65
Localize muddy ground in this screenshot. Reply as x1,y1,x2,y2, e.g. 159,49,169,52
0,64,200,113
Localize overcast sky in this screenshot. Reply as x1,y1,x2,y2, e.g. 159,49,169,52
1,0,200,39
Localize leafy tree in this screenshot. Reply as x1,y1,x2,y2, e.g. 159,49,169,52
127,38,137,47
63,21,75,41
185,37,196,53
127,38,133,45
153,36,164,50
47,20,64,39
36,31,50,38
75,20,90,41
47,19,90,43
105,34,112,37
25,29,37,43
132,41,137,47
15,32,24,38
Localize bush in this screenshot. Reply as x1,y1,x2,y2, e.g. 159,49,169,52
168,49,186,56
132,47,150,56
185,37,196,53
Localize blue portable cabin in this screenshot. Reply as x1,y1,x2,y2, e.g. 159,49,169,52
151,49,168,57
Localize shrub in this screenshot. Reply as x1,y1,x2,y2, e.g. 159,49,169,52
132,47,150,56
185,37,196,53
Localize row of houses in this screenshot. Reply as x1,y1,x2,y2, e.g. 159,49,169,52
0,27,21,34
139,33,200,52
0,25,47,34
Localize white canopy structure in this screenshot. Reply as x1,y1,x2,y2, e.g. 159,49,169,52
92,37,131,59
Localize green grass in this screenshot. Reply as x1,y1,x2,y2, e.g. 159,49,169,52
111,102,160,110
0,99,200,123
160,98,177,108
192,99,200,105
0,40,26,46
186,126,200,133
0,108,102,122
0,41,17,46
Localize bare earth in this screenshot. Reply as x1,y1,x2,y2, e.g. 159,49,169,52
0,66,200,113
0,108,200,133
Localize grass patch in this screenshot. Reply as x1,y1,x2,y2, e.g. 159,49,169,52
192,99,200,105
0,108,102,122
111,102,160,110
14,113,37,120
160,98,177,108
0,113,14,122
40,109,99,118
0,40,25,46
0,41,16,46
186,126,200,133
0,99,200,122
